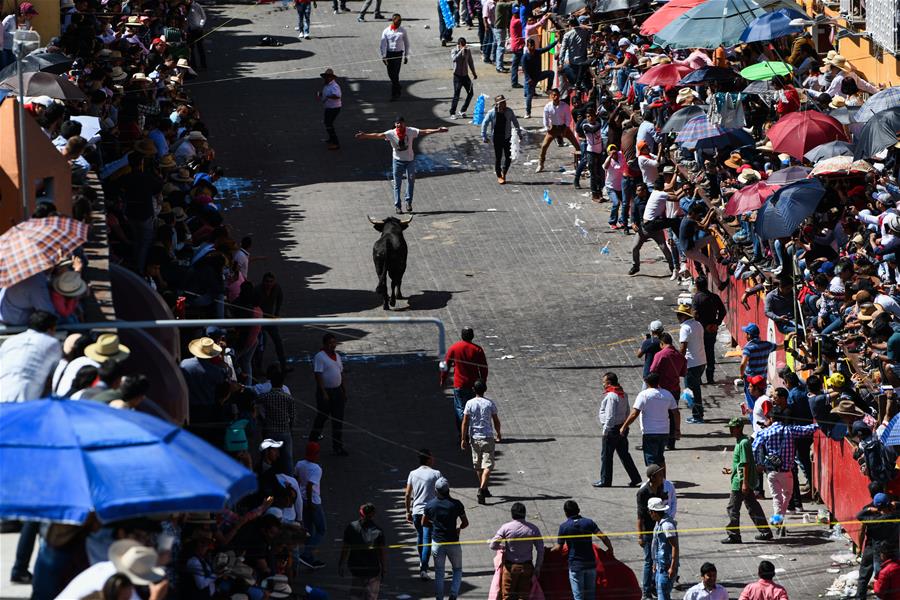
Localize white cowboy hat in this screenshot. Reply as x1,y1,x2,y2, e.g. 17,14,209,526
84,333,131,363
188,337,222,359
738,169,761,184
676,88,696,104
647,497,670,512
52,271,88,298
108,540,166,586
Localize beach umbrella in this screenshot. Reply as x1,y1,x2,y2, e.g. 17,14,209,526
804,140,855,162
654,0,766,49
739,61,792,81
765,110,848,159
0,71,84,101
810,156,874,176
725,182,781,216
678,66,738,86
637,63,693,86
767,165,810,184
755,178,826,239
855,87,900,124
0,51,74,81
640,0,705,35
853,107,900,160
0,216,89,288
0,397,257,524
661,105,707,133
739,9,805,42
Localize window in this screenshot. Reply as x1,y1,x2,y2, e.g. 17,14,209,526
865,0,898,53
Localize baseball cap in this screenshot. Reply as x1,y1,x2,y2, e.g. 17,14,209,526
259,439,284,451
618,36,630,46
818,261,836,274
874,493,890,507
646,464,664,478
747,375,766,387
649,320,664,333
206,326,227,339
578,14,590,23
851,420,872,436
435,477,450,494
727,416,744,428
741,323,760,337
19,2,38,15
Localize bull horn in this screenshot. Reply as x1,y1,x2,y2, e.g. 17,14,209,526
399,215,414,224
367,215,385,225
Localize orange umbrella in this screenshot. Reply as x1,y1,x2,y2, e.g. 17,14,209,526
640,0,705,36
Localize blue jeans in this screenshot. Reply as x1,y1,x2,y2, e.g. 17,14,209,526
302,503,327,559
656,570,674,600
642,433,668,466
568,567,596,600
607,187,627,226
433,542,462,600
641,534,653,595
509,49,523,84
481,27,495,61
452,387,475,431
492,27,506,68
684,364,704,419
574,139,589,184
295,2,311,34
524,70,553,115
13,521,39,577
392,158,415,208
413,514,433,570
820,312,843,335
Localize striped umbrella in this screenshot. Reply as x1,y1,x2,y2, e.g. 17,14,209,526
674,115,725,145
856,87,900,124
0,216,90,287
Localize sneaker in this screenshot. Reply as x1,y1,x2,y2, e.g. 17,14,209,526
458,112,466,119
10,571,33,585
610,223,621,230
303,33,311,39
405,202,413,213
669,270,678,280
333,8,340,13
592,480,610,487
628,265,640,276
628,480,642,487
357,14,364,21
298,556,317,568
754,532,773,541
395,207,403,214
419,569,430,580
686,417,705,424
720,536,742,544
298,34,304,39
534,163,544,173
450,113,460,120
374,12,384,17
511,82,523,88
524,113,531,119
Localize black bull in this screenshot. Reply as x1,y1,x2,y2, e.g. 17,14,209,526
369,215,411,309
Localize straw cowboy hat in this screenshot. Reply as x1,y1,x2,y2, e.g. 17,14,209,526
109,540,166,586
188,337,222,359
827,54,851,72
170,168,194,183
829,96,847,109
260,575,292,599
52,271,88,298
724,152,743,169
856,302,880,321
738,169,761,184
176,58,198,76
756,139,776,153
110,66,127,82
676,88,697,104
84,334,131,363
158,154,177,169
187,130,207,142
674,304,694,318
831,399,865,418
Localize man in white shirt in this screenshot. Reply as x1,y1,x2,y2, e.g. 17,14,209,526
620,372,679,467
309,333,349,456
56,539,167,600
637,141,659,188
536,88,579,173
460,380,501,504
823,54,879,98
355,117,448,213
594,372,642,488
295,441,327,569
405,449,443,578
0,310,61,402
676,304,707,424
631,183,678,278
683,562,728,600
379,14,411,100
319,68,342,150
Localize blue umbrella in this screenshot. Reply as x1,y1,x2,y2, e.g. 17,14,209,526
654,0,766,49
675,116,755,150
0,398,257,524
882,413,900,446
739,8,806,42
855,87,900,124
678,66,739,86
755,178,826,240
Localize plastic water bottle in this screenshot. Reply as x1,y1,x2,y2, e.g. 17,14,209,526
680,388,694,408
472,94,487,125
599,242,610,256
543,189,552,205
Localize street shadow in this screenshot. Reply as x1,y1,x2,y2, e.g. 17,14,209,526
398,290,458,311
677,491,732,500
413,209,504,215
539,364,643,370
499,437,557,444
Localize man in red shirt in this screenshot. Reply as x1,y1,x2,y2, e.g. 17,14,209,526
440,327,489,432
649,332,686,451
739,561,789,600
875,542,900,600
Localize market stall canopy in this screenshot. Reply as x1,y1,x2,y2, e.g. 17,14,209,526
654,0,766,49
0,397,257,524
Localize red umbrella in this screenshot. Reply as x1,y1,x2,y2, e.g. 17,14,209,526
765,110,848,160
637,63,694,87
725,182,781,216
640,0,705,35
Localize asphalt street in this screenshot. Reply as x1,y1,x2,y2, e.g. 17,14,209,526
0,1,857,598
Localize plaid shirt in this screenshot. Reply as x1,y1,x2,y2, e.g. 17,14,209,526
752,422,817,472
257,388,295,432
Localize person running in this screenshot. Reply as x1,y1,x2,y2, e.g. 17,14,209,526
536,88,579,173
405,449,443,579
424,477,468,600
318,68,341,151
481,95,522,184
449,37,477,119
338,503,386,600
355,118,449,214
460,380,501,504
379,14,410,100
594,371,642,488
489,502,544,600
722,417,772,544
629,183,680,277
554,500,612,600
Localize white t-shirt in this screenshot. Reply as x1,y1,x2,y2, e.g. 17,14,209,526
876,294,900,319
54,355,101,396
638,154,659,186
679,319,707,368
383,126,420,162
276,473,304,522
643,190,669,222
406,465,443,515
322,80,342,109
463,395,497,439
752,396,771,435
56,562,140,600
633,387,677,435
294,459,323,505
313,350,343,388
